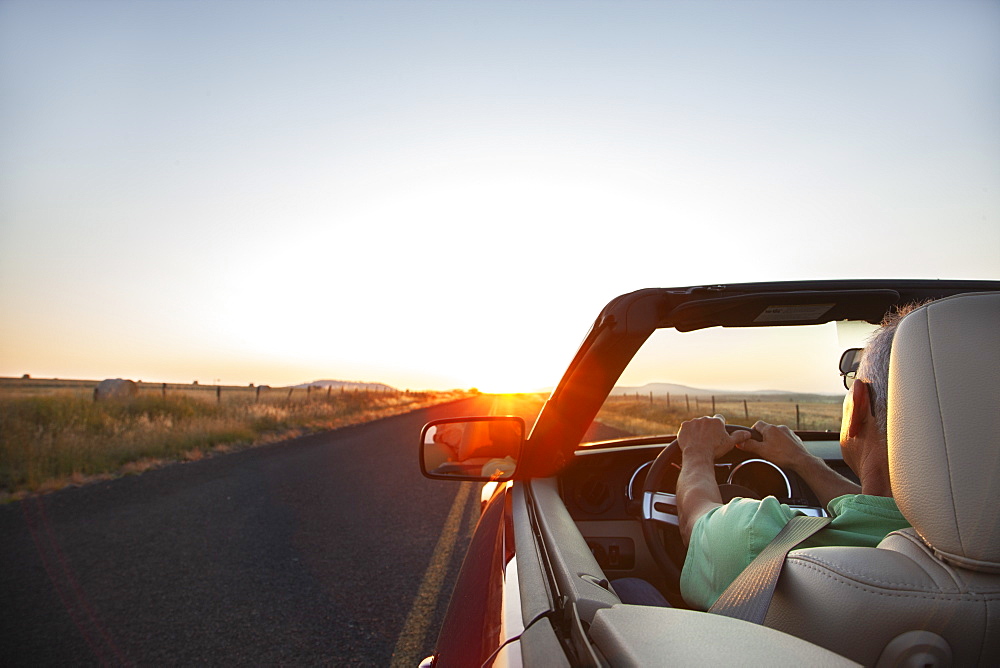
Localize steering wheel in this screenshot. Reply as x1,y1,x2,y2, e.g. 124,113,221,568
640,424,763,596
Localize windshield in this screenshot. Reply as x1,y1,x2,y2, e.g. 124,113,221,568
588,321,877,442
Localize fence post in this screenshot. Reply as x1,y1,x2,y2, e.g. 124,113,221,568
287,387,294,401
796,404,801,430
686,394,690,411
327,386,332,399
256,385,261,402
711,395,716,414
162,382,167,398
743,399,749,419
216,386,221,404
666,393,670,408
649,391,653,404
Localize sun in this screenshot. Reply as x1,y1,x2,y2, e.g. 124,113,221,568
468,378,540,396
458,357,556,395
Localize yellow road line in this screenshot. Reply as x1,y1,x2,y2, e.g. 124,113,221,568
390,481,473,667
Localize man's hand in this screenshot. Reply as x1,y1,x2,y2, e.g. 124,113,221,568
737,420,860,507
675,415,752,545
736,421,811,470
677,415,753,460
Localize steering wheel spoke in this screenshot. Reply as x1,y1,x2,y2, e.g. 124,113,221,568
640,425,768,596
643,490,679,526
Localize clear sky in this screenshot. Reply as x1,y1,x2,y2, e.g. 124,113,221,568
1,0,998,392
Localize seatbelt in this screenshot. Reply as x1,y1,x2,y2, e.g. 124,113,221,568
708,514,831,624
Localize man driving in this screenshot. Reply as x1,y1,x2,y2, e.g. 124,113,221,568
674,305,917,610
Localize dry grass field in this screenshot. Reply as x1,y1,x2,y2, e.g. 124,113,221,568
595,394,842,438
0,378,840,499
0,377,472,499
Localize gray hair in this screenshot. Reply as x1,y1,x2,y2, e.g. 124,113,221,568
856,301,928,435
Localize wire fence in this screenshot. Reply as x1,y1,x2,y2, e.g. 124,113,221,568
601,392,842,432
0,377,418,405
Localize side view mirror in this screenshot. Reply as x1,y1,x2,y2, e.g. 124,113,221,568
419,416,525,482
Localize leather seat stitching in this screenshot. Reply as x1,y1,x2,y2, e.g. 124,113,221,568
888,530,976,587
788,555,949,591
788,561,1000,600
924,307,966,559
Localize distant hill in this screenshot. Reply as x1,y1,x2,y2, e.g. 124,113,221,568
611,382,841,402
292,380,396,392
611,382,718,397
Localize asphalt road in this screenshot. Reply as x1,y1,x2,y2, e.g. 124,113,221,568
0,395,510,667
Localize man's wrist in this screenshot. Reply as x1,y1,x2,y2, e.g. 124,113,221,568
791,452,827,476
680,446,716,467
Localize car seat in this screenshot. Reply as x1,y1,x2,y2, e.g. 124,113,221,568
761,292,1000,666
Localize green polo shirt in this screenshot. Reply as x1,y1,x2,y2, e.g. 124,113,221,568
680,494,910,611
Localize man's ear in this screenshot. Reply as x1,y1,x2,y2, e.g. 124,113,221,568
846,381,872,438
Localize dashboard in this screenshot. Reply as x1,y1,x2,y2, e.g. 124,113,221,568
560,433,855,522
557,433,855,578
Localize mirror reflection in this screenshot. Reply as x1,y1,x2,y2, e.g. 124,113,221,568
421,417,523,480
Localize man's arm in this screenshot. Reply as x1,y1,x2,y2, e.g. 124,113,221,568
738,422,861,507
675,416,751,545
676,446,722,545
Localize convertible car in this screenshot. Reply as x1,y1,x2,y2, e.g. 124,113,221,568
418,280,1000,667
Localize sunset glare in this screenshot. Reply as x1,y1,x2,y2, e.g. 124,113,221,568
1,1,998,393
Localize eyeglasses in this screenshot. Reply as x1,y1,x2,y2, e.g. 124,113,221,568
839,348,862,390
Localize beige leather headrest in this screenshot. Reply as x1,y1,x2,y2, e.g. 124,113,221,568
888,292,1000,572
